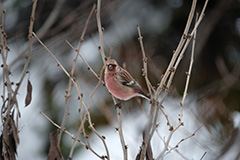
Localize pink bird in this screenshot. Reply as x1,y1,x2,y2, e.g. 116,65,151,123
104,59,149,101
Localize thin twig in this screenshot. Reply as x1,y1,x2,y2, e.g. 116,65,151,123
33,32,88,123
179,12,198,122
0,2,37,159
167,125,202,153
154,0,207,102
9,0,38,111
137,26,160,160
161,0,207,140
117,107,128,160
149,93,172,143
65,40,104,84
137,25,153,98
97,0,106,62
156,9,204,160
61,4,96,159
156,122,182,160
58,3,96,147
34,31,110,159
85,50,111,159
40,112,105,159
155,0,198,98
138,1,200,159
112,97,128,160
103,42,128,159
41,111,85,146
200,152,207,160
0,9,13,110
136,26,155,160
33,32,73,79
69,59,110,159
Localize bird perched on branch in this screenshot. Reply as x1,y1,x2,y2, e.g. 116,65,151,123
104,59,149,101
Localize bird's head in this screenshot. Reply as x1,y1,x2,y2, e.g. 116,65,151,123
105,59,119,74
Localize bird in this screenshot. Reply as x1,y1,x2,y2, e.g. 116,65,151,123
104,59,150,101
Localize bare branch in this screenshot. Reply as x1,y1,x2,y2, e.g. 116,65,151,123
97,0,106,62
167,125,202,153
40,112,105,160
34,31,110,159
137,25,153,98
200,152,207,160
155,0,198,98
57,4,97,158
138,1,209,159
0,1,38,159
59,4,96,146
112,98,128,160
179,12,199,122
65,40,104,84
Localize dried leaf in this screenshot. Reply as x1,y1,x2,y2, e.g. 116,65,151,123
8,132,17,160
1,115,19,160
10,115,19,149
25,80,32,107
48,131,63,160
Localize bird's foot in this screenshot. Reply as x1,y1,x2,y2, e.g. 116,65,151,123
115,102,122,109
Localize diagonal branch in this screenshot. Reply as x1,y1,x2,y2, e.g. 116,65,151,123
58,3,96,147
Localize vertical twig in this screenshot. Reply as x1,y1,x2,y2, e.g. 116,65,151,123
0,1,38,159
68,56,110,159
58,3,96,147
137,25,153,98
65,37,109,159
112,97,128,160
96,0,128,158
138,0,209,159
154,0,197,100
156,10,200,160
136,25,155,160
145,3,199,159
179,12,198,122
96,0,128,159
34,31,110,159
117,107,128,160
97,0,106,62
66,4,97,158
10,0,38,104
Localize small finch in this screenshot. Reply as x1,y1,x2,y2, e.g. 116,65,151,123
104,59,149,101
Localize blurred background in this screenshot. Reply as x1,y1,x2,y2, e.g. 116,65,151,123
1,0,240,159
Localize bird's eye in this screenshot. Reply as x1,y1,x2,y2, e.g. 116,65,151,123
108,64,114,71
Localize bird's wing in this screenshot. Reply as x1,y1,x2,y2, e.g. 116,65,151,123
118,68,143,91
118,68,134,83
118,67,150,99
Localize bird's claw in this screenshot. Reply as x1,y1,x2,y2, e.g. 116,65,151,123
115,102,122,109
